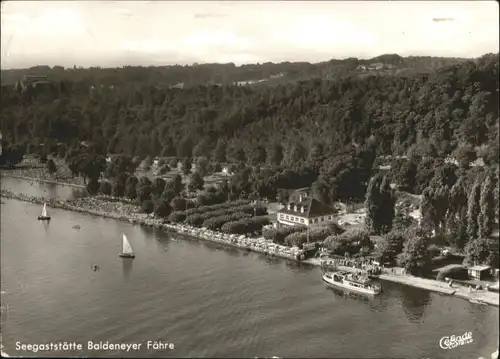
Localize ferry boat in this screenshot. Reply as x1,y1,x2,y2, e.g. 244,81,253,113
322,270,382,295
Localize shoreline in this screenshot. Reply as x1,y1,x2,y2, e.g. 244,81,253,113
1,189,498,307
0,172,86,189
0,190,305,263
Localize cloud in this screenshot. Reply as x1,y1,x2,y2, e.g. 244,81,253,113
120,39,174,54
181,28,251,49
271,14,376,48
193,13,226,19
3,8,86,40
1,1,498,69
432,18,454,22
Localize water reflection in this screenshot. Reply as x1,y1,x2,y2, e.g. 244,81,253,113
285,261,315,273
326,285,376,303
1,176,88,200
261,256,281,267
139,225,157,238
401,286,432,322
154,236,169,252
121,259,133,280
223,247,240,257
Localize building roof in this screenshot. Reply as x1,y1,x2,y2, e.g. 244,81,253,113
278,197,336,218
288,187,311,202
468,265,491,271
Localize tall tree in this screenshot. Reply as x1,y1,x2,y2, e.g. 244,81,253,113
194,157,209,177
377,230,406,263
125,175,139,199
478,174,495,238
136,176,153,203
188,171,205,192
378,175,396,233
177,136,193,158
213,140,227,163
46,159,57,174
112,173,128,197
267,144,283,167
165,174,184,195
365,173,383,234
463,237,491,266
152,177,166,197
182,157,192,176
466,178,482,241
400,232,431,276
421,186,450,236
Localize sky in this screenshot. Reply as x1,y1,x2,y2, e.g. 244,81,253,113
1,1,498,69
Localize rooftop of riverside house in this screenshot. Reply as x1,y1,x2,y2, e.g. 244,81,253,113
278,196,336,219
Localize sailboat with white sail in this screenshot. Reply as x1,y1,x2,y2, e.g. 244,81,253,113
119,233,135,258
37,203,51,221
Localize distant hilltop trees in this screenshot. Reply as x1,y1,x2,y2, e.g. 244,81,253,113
14,75,54,93
1,53,494,88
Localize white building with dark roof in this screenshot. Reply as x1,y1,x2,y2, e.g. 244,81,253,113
277,189,337,228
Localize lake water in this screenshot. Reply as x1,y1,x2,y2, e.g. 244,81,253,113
0,175,88,200
1,179,498,358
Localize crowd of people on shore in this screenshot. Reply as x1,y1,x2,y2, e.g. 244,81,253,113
320,255,383,275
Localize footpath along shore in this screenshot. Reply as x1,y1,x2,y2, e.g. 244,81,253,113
1,188,498,307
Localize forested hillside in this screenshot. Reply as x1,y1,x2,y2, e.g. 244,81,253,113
1,53,498,204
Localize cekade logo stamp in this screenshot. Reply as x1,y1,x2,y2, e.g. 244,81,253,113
439,332,473,349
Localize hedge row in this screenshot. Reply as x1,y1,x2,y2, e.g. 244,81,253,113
202,212,252,231
184,204,267,226
196,192,228,207
185,199,251,216
169,204,266,224
284,225,344,248
262,226,307,244
323,230,374,256
168,211,187,223
221,216,271,235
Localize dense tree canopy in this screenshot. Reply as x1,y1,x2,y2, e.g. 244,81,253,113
2,54,498,169
1,54,498,214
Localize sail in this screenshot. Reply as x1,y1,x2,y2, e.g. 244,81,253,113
41,203,48,217
122,234,134,254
